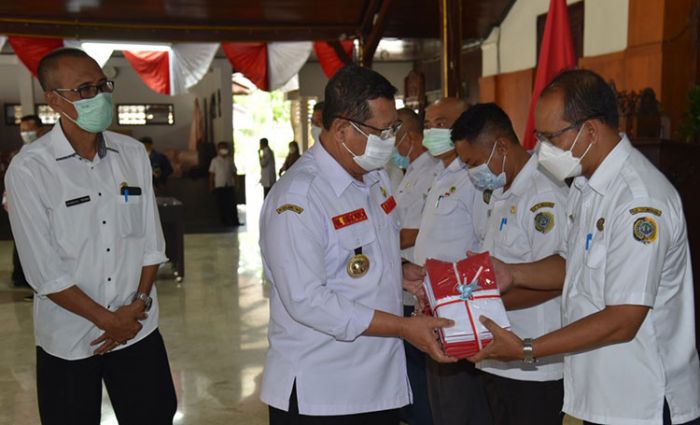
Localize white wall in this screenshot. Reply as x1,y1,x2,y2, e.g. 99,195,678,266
482,0,629,77
299,61,414,98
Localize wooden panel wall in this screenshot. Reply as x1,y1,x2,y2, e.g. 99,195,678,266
479,68,533,139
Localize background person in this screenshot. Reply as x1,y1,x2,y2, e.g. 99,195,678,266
259,137,276,199
209,141,241,227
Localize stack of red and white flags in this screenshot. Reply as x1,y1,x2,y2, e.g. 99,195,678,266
423,252,511,359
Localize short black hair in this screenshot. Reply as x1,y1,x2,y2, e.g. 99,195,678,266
20,114,43,127
313,101,324,112
451,103,518,144
260,138,268,146
540,69,619,129
397,107,423,133
322,65,397,130
37,48,96,91
139,137,153,145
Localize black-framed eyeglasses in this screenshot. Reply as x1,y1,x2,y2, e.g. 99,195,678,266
54,80,115,100
534,114,602,144
335,115,402,140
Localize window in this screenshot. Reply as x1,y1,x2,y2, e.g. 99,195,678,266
36,104,61,125
117,104,174,126
4,104,22,125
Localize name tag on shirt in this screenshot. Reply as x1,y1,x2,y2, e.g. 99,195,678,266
65,195,91,207
332,208,368,229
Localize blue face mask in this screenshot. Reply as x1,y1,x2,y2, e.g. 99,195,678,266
422,128,454,156
468,142,507,191
57,92,114,134
391,133,412,169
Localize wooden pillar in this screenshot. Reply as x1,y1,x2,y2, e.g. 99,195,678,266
439,0,463,98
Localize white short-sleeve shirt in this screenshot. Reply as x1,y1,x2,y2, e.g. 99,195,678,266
413,157,479,265
561,135,700,424
475,155,568,382
208,155,237,188
259,142,411,416
5,122,168,360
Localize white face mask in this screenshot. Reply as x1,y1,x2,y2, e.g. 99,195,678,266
343,122,395,171
311,125,322,141
537,125,591,181
219,148,229,156
468,142,506,191
422,128,454,156
20,130,38,144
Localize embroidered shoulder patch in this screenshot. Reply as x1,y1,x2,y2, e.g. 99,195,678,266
534,211,554,234
276,204,304,215
629,207,662,217
530,202,555,212
633,217,657,244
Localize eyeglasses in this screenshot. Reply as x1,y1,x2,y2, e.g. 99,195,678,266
54,80,115,100
534,114,602,144
335,116,402,140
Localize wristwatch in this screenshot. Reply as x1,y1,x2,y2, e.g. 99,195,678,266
134,292,153,312
522,338,536,364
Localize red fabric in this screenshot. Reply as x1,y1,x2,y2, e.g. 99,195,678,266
522,0,577,150
8,36,64,77
222,43,268,91
313,41,353,79
123,50,171,95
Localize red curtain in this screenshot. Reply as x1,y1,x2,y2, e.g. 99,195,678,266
8,36,64,78
522,0,577,150
123,50,171,95
313,41,353,79
222,43,268,91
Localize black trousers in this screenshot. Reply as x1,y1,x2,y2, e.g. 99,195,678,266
269,383,400,425
213,186,239,225
480,372,563,425
12,243,28,286
583,399,700,425
36,329,177,425
426,358,492,425
402,305,434,425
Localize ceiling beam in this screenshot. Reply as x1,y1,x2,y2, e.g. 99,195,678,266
361,0,393,67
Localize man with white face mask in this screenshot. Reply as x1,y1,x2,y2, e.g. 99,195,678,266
209,141,240,226
310,100,324,144
471,69,700,425
259,65,456,425
5,48,176,424
453,103,568,425
413,98,494,425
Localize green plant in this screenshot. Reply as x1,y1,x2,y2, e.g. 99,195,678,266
679,84,700,143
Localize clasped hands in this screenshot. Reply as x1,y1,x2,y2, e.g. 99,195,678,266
91,300,148,355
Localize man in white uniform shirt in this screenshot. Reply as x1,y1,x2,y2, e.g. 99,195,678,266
453,103,567,425
5,48,176,424
259,65,455,425
393,107,441,424
472,69,700,425
414,98,493,425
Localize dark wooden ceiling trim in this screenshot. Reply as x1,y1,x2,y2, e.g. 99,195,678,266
362,0,393,67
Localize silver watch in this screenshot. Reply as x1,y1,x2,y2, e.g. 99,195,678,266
134,292,153,312
522,338,536,364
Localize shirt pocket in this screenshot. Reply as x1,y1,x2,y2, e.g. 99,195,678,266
335,219,378,281
434,197,460,216
582,235,606,303
117,195,145,238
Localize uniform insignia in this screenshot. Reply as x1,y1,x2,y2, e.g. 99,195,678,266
381,196,397,214
119,181,128,189
483,190,492,204
347,254,370,278
276,204,304,215
596,218,605,231
530,202,555,212
380,186,388,198
510,206,517,215
633,217,657,244
629,207,662,217
332,208,368,229
450,186,456,193
534,211,554,234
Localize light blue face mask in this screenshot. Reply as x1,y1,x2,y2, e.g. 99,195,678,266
391,133,411,169
422,128,454,156
57,92,114,134
468,142,507,191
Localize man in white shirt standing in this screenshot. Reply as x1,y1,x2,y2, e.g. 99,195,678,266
209,141,240,226
259,137,277,198
5,48,176,425
259,65,455,425
393,107,441,424
453,103,567,425
414,98,493,425
472,69,700,425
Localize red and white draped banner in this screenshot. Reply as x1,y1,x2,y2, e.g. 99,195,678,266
8,36,64,77
221,42,269,90
313,40,354,79
123,50,171,95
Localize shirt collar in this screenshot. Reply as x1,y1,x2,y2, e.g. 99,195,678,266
576,133,632,196
51,119,118,161
408,151,433,172
493,154,537,200
312,142,378,197
442,157,465,175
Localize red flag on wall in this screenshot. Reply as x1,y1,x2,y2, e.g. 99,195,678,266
123,50,171,95
8,36,64,78
522,0,576,150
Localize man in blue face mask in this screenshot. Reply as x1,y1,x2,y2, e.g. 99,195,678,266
452,103,568,425
6,48,177,424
